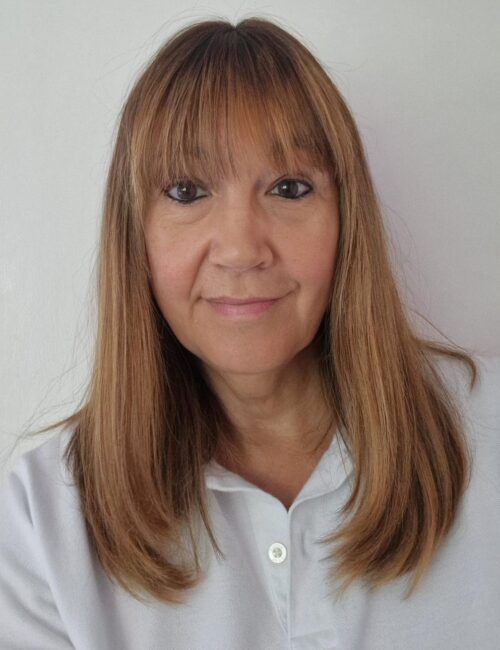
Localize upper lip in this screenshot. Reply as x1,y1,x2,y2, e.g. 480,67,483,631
206,296,281,305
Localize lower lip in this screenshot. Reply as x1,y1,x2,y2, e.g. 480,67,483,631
207,298,281,319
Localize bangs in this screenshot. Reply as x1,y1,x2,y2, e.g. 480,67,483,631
133,27,338,201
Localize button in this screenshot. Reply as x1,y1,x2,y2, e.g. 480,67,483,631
268,542,287,563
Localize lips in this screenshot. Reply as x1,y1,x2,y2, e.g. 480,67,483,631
207,297,281,305
206,297,281,318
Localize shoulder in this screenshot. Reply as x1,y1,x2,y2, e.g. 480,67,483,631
1,423,74,486
0,425,81,647
0,424,79,541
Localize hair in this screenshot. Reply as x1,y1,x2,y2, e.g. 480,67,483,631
18,16,479,605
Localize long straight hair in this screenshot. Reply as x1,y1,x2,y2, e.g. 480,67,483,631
25,16,478,604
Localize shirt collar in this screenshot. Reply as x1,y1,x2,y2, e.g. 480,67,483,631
204,427,354,505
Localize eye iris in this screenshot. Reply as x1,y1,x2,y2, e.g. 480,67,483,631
278,180,300,198
176,180,197,201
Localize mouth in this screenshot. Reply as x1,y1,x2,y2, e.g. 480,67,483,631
205,296,283,319
206,296,282,304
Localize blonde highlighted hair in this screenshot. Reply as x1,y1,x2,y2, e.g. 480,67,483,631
22,16,478,604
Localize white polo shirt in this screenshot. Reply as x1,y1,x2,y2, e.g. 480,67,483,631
0,354,499,649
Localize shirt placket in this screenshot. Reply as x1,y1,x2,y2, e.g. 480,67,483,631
245,492,291,637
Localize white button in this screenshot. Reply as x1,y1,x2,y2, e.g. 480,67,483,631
268,542,287,563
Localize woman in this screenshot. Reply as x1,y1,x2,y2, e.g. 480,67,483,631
1,16,498,650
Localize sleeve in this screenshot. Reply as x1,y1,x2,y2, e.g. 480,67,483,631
0,459,74,649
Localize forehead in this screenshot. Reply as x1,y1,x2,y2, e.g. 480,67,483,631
188,136,320,160
182,141,328,179
142,104,336,198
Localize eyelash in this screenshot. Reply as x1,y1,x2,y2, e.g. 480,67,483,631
162,177,313,207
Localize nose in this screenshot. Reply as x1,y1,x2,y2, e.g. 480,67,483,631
208,193,273,272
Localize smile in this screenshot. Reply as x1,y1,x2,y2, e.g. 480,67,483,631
206,297,281,319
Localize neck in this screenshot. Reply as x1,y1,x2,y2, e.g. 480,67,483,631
204,339,334,462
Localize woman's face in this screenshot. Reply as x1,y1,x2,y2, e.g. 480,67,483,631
144,138,340,376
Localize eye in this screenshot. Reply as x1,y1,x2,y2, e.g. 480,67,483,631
270,178,312,200
162,176,313,206
163,179,208,205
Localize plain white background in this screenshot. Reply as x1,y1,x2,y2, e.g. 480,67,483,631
1,1,499,481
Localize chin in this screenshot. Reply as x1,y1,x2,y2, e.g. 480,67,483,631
201,348,297,376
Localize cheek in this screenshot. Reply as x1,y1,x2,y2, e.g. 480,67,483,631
293,225,339,294
146,236,194,308
153,261,189,298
